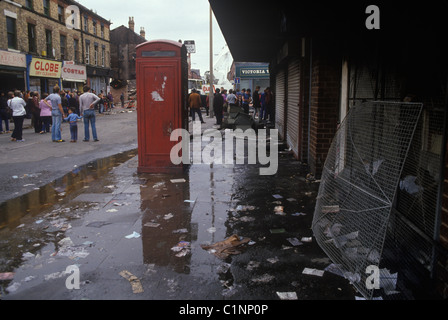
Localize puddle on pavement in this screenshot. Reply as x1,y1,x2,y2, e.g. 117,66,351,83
0,136,356,300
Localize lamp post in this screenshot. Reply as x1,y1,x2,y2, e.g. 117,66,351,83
209,5,214,118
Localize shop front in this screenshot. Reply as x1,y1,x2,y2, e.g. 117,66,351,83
61,61,86,92
26,56,62,96
0,50,26,93
234,62,270,92
86,66,112,95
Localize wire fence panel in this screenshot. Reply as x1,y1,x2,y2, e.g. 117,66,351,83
312,101,423,299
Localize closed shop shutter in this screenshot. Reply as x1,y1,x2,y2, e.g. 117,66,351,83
286,59,300,157
275,69,286,139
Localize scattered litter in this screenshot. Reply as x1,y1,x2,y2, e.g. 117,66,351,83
277,292,298,300
233,205,257,212
217,263,231,274
272,194,283,199
246,261,260,271
201,234,251,259
144,222,161,228
170,178,186,183
274,206,286,215
24,275,35,282
22,252,35,259
105,185,116,189
16,224,25,228
267,257,280,264
106,208,118,213
58,237,74,247
125,231,141,239
184,200,195,203
44,271,66,281
86,221,111,228
251,274,275,283
0,272,15,280
35,219,44,224
287,238,303,246
172,228,188,233
119,270,144,294
270,228,286,234
286,198,297,202
163,213,174,220
113,202,122,206
292,212,306,217
23,184,35,187
380,268,399,295
6,282,20,292
171,241,191,257
302,267,325,277
207,227,216,233
301,237,313,242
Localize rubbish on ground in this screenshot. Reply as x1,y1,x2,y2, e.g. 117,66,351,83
321,205,340,214
325,264,344,277
380,268,399,295
287,238,303,246
272,194,283,199
201,234,251,259
125,231,141,239
106,208,118,212
301,237,313,242
144,222,161,228
270,228,286,234
86,221,111,228
217,263,231,274
302,267,325,277
286,198,297,202
172,228,188,233
184,200,195,203
292,212,306,216
171,241,190,257
207,227,216,233
233,205,257,212
0,272,15,280
246,261,260,271
22,252,35,259
35,219,44,224
119,270,144,294
267,257,280,264
6,282,20,292
163,213,174,220
170,178,186,183
277,292,298,300
274,206,286,215
251,274,275,283
17,224,25,228
239,216,255,222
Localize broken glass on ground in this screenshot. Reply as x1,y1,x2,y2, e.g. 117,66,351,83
201,234,251,259
302,268,325,277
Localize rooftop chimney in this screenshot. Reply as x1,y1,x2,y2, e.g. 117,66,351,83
128,17,134,32
140,27,146,39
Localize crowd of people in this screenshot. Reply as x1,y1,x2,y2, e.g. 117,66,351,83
0,86,116,143
191,86,275,129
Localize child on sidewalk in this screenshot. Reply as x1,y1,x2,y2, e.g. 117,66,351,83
64,107,83,142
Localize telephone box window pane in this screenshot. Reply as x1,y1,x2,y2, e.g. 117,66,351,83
142,51,176,57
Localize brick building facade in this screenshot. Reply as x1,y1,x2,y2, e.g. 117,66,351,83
0,0,111,94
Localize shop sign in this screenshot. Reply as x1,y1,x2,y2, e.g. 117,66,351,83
29,58,62,78
0,50,26,68
62,61,87,81
236,66,270,79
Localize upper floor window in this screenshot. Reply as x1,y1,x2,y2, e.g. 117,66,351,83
25,0,34,10
6,16,17,50
58,5,64,23
92,21,97,35
43,0,50,16
83,16,88,32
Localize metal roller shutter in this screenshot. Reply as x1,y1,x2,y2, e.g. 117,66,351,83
275,69,286,139
286,59,300,157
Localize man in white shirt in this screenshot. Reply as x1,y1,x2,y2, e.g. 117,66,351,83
79,85,101,142
8,91,26,142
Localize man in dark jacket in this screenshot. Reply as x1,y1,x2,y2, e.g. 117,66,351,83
213,88,224,128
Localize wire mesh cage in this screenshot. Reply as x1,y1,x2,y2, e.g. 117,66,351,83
312,101,423,299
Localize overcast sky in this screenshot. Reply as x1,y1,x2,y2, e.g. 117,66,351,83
78,0,229,76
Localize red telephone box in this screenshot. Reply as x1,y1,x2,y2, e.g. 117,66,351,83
136,40,188,173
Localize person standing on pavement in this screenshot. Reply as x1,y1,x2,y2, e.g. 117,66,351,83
120,92,125,108
188,89,205,123
39,93,52,134
46,86,66,143
242,88,251,114
8,90,27,142
0,92,11,134
31,91,42,133
79,85,100,142
64,107,83,143
213,88,224,128
253,86,261,119
226,89,237,107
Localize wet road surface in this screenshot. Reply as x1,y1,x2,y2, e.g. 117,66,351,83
0,140,356,300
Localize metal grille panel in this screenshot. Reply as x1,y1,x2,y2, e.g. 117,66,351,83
312,101,423,299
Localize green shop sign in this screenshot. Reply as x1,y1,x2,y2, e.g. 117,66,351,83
236,66,270,79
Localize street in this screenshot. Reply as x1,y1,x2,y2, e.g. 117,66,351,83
0,114,357,301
